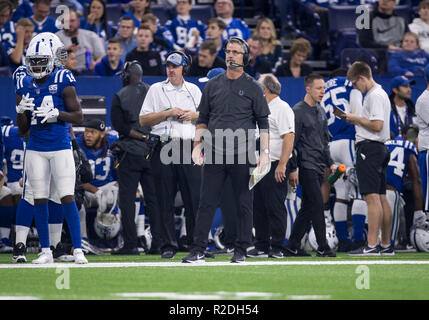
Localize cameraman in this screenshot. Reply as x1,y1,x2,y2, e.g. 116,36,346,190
110,61,161,255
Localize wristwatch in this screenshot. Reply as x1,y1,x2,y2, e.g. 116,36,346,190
262,149,269,154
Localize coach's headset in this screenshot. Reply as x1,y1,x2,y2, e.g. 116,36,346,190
120,60,142,86
164,51,192,76
223,36,250,67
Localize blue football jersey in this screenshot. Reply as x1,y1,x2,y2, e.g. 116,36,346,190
320,76,356,141
164,17,207,52
76,134,117,187
15,68,76,152
1,125,25,183
222,18,251,40
1,20,16,54
385,139,417,193
29,16,60,34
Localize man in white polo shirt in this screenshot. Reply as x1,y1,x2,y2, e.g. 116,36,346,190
139,51,202,259
416,65,429,216
247,73,295,259
345,61,393,256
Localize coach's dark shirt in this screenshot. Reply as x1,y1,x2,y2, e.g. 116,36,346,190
196,72,270,155
290,100,333,174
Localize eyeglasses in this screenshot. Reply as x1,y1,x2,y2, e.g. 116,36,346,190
225,49,244,56
216,2,229,6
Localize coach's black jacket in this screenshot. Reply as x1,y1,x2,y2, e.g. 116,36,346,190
289,100,333,175
110,82,152,155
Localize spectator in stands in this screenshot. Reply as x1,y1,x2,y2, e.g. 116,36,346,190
8,18,34,69
65,49,78,75
116,16,138,62
50,0,84,16
164,0,206,55
125,25,162,76
275,38,312,78
244,36,271,78
214,0,251,40
94,37,124,76
80,0,115,44
10,0,32,23
388,32,429,77
56,8,106,72
409,0,429,54
0,42,9,67
206,17,227,60
121,0,152,28
29,0,59,34
253,17,283,72
188,40,226,76
0,1,15,50
357,0,407,51
389,75,416,139
141,13,174,61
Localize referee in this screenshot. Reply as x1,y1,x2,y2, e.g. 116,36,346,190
345,61,393,256
182,37,271,264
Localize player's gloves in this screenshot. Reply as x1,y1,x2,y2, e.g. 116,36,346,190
95,189,105,212
16,93,35,113
34,106,59,124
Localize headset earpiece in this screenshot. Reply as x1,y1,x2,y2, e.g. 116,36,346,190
223,37,250,66
165,51,192,76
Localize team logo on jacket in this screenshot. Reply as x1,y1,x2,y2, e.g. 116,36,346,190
49,84,58,94
239,90,244,96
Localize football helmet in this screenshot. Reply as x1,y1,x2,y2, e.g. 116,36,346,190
410,227,429,252
28,32,67,67
94,186,121,240
25,41,55,79
308,224,339,251
214,225,225,250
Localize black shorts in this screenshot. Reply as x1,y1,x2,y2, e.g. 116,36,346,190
355,140,390,195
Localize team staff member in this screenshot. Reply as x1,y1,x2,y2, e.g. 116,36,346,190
285,73,337,258
110,61,161,255
345,61,393,256
139,51,202,259
248,73,295,259
182,37,271,264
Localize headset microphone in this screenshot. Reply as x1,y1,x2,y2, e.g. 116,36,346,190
228,61,244,68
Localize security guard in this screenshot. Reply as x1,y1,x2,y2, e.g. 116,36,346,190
139,51,202,259
110,61,162,255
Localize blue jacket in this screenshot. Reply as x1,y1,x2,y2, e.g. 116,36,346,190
388,49,429,76
94,56,124,76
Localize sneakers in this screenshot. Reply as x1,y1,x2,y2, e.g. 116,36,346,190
268,249,284,259
316,247,336,257
32,249,54,264
284,246,311,257
231,250,246,263
12,242,27,263
161,250,176,259
348,245,380,256
379,245,395,256
214,247,234,255
246,248,268,258
73,249,88,264
182,251,205,263
0,238,13,253
52,243,74,262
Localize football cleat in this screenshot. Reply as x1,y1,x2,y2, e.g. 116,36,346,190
73,249,88,264
12,242,27,263
52,243,74,262
32,249,54,264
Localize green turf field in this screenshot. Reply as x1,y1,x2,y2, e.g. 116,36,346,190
0,252,428,300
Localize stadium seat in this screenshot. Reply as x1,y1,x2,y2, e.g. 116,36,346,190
190,5,215,24
105,4,125,26
328,4,360,34
151,4,170,26
393,3,413,24
0,66,10,77
340,47,387,75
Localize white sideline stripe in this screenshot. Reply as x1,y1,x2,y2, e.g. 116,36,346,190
286,295,331,300
1,260,429,269
0,296,39,300
115,291,283,300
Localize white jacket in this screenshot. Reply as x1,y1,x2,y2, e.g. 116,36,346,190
409,18,429,54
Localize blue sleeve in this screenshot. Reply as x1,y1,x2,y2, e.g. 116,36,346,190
94,62,105,76
388,51,408,76
58,69,77,91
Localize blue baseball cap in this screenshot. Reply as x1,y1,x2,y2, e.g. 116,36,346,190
198,68,226,83
166,52,186,66
390,75,415,91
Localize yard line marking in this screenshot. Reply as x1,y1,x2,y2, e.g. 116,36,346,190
1,260,429,269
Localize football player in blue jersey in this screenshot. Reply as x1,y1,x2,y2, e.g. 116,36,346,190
15,39,86,264
164,0,207,55
214,0,251,41
76,119,118,242
320,69,367,252
385,135,423,250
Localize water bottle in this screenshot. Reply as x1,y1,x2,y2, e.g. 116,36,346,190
328,164,346,185
85,48,91,70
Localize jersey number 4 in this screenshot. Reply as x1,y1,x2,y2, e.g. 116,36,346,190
31,95,57,125
389,147,405,177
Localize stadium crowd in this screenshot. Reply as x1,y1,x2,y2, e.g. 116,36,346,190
1,0,429,263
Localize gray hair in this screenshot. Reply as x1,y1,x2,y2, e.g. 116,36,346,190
259,73,281,96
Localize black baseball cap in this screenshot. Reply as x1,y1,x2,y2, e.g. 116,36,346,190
83,119,105,131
